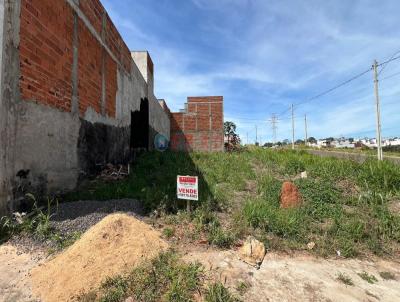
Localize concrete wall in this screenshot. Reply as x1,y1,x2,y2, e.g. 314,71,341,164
131,51,170,147
170,96,224,152
0,0,170,214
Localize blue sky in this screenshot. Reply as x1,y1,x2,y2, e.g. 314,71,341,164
102,0,400,143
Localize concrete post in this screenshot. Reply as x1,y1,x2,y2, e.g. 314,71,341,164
0,0,22,215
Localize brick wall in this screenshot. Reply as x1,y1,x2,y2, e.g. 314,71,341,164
19,0,129,118
19,0,74,112
170,96,224,152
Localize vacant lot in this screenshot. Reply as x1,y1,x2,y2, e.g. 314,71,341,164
69,148,400,258
2,148,400,301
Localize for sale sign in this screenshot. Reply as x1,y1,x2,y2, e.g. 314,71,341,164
177,175,198,201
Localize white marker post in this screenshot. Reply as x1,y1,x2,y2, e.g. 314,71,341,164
177,175,198,212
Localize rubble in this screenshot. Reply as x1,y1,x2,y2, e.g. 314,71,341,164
97,163,129,181
238,236,266,268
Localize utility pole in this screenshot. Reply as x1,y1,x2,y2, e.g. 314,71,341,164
373,60,383,161
255,125,258,145
304,114,308,147
291,104,295,150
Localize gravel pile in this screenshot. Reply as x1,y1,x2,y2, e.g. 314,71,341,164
50,199,144,235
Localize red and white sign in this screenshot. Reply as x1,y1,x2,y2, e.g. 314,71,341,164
177,175,198,201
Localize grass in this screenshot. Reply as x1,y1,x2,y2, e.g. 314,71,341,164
236,281,251,296
358,271,378,284
64,149,400,258
337,273,354,286
163,227,176,239
78,251,241,302
204,282,240,302
1,194,80,251
1,195,55,242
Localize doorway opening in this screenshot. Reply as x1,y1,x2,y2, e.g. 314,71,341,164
130,98,149,151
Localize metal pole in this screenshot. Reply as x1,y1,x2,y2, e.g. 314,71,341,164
255,125,258,145
291,104,295,150
304,114,308,147
373,60,383,160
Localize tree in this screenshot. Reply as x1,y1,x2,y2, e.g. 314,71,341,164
295,139,304,145
224,121,241,151
224,121,236,145
307,137,317,144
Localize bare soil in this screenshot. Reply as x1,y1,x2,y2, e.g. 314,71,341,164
0,244,45,302
1,213,400,302
185,249,400,302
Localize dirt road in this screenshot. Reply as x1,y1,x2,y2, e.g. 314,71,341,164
307,149,400,164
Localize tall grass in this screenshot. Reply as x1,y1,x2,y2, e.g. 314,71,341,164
67,149,400,257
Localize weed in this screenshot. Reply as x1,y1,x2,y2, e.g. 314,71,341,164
236,281,251,295
207,221,235,248
50,231,82,252
163,227,175,239
379,271,396,280
1,194,57,241
337,273,354,286
79,251,203,302
358,271,378,284
204,282,240,302
66,149,400,257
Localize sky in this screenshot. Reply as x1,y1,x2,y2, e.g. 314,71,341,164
101,0,400,143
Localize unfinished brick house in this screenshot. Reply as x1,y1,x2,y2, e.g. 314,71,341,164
0,0,224,215
170,97,224,152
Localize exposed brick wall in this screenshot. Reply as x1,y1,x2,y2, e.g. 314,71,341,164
170,96,224,152
79,0,104,36
18,0,131,117
78,19,102,115
19,0,74,112
105,52,117,117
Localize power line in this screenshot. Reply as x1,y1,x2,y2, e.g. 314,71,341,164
292,68,372,109
381,70,400,81
275,52,400,117
378,50,400,75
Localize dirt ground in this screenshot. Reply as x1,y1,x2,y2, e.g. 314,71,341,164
0,244,44,302
184,249,400,302
1,241,400,302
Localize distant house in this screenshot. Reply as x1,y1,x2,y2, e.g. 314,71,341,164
317,140,331,148
332,139,355,149
384,138,400,146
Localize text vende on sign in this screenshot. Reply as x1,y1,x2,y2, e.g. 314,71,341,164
177,175,198,201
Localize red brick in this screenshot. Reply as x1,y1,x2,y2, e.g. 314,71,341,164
19,0,73,112
170,96,224,152
78,19,102,115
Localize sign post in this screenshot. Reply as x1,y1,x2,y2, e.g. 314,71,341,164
177,175,198,212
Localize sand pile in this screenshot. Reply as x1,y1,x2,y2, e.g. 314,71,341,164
31,213,169,302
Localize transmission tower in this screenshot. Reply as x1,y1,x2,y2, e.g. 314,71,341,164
268,114,278,144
